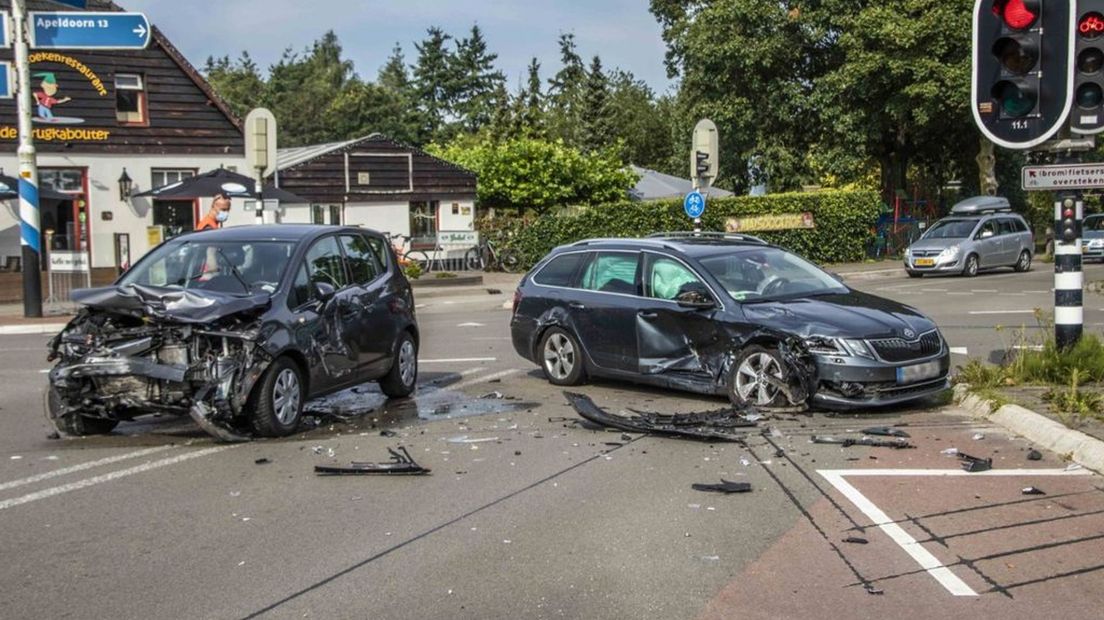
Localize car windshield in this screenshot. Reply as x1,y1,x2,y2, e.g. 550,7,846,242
924,219,978,239
1086,216,1104,232
118,240,296,295
699,247,847,303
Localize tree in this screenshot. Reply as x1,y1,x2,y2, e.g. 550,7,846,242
428,136,639,214
514,57,545,136
450,25,506,133
580,56,614,154
413,27,456,142
606,70,675,169
325,78,414,144
202,52,265,119
265,31,355,146
377,43,423,143
546,33,587,146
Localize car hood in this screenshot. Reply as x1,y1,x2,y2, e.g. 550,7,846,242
909,237,963,252
71,284,272,324
740,290,936,340
1084,229,1104,241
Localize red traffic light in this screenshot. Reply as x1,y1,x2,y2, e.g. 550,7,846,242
993,0,1040,31
1081,13,1104,39
1064,208,1076,218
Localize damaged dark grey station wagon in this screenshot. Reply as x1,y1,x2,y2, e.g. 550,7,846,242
512,234,950,409
47,225,419,441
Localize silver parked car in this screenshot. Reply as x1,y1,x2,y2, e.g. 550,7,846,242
1082,214,1104,261
904,196,1033,278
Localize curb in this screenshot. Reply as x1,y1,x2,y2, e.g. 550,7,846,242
0,323,67,335
953,384,1104,474
409,274,484,288
834,266,905,281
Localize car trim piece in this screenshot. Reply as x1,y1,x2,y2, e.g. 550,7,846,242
864,329,944,365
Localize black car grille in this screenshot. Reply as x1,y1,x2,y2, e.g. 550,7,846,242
869,330,942,363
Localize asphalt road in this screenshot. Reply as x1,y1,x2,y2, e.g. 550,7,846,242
1,268,1103,619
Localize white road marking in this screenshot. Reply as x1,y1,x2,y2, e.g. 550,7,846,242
921,289,947,293
0,445,173,493
971,290,998,293
456,322,486,328
949,347,969,356
946,292,972,296
452,368,523,391
0,446,232,512
1022,290,1050,294
968,310,1035,315
1012,345,1044,351
421,357,497,364
818,468,1093,597
0,324,67,336
414,304,427,309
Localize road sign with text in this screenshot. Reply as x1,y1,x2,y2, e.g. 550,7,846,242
1022,163,1104,191
29,11,150,50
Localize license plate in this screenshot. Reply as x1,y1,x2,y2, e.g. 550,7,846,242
896,360,941,385
914,258,935,267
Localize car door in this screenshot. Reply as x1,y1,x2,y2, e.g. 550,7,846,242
974,220,1001,267
301,235,361,388
570,251,642,373
997,218,1019,265
635,252,724,378
339,232,399,377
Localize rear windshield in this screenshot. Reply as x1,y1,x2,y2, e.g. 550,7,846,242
924,219,977,239
1086,216,1104,232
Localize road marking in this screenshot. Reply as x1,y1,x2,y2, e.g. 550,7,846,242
421,357,497,364
456,322,486,328
946,292,972,296
0,324,67,335
968,310,1035,315
971,290,998,293
452,368,523,391
818,468,1093,597
0,446,232,512
1012,345,1044,352
1022,290,1049,294
921,288,947,293
949,347,969,356
0,445,174,493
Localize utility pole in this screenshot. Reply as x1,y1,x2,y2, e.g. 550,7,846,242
13,0,42,317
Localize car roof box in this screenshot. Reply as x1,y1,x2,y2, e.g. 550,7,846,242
950,196,1011,215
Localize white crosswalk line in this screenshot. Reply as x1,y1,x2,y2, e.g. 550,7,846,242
0,445,174,493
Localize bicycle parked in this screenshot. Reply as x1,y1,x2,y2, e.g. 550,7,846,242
464,236,520,272
389,233,445,273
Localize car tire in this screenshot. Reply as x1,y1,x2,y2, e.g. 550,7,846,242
907,270,923,279
538,327,586,386
1014,250,1032,273
726,345,790,409
380,331,418,399
47,387,118,436
962,254,979,278
250,357,305,438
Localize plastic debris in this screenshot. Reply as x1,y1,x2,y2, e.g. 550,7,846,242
1022,486,1046,496
254,457,271,465
9,456,22,460
1026,449,1043,461
843,536,869,544
563,391,754,442
480,391,505,400
446,435,499,444
811,436,913,449
861,426,911,438
314,447,431,476
311,446,324,455
380,430,398,438
691,480,753,494
941,447,959,456
1066,463,1084,471
972,433,986,441
958,452,992,473
864,584,884,595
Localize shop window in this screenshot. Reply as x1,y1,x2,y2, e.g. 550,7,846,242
116,73,147,125
410,201,439,248
151,168,196,190
311,205,325,225
329,205,342,225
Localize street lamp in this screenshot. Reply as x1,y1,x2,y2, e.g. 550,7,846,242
118,168,133,202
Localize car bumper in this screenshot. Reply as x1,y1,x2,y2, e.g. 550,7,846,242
811,350,951,407
510,315,539,363
1082,245,1104,259
904,257,961,273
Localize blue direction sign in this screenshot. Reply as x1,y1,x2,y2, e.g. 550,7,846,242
0,62,11,99
684,190,706,219
29,11,150,50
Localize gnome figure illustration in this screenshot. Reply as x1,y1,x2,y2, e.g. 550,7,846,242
33,72,71,120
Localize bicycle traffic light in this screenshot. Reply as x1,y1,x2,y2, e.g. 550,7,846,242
973,0,1075,149
695,151,711,178
1059,195,1080,243
1072,1,1104,133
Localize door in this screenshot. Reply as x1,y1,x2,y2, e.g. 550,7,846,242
974,220,1001,267
998,217,1023,264
636,253,723,377
339,232,398,376
571,251,642,373
153,200,198,239
300,235,360,389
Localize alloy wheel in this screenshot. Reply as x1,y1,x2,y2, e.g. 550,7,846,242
543,333,576,380
273,368,301,425
399,339,417,387
735,353,784,406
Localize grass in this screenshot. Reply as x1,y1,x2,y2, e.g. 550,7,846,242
1043,370,1104,426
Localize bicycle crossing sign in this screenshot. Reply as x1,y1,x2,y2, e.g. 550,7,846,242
684,190,706,219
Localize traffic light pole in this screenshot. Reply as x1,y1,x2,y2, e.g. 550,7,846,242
1054,179,1084,350
13,0,42,318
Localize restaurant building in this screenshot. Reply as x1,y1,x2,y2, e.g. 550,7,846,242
0,0,245,282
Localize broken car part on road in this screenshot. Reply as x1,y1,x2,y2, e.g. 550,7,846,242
564,392,755,442
692,480,753,494
958,452,993,473
811,435,914,449
314,447,431,476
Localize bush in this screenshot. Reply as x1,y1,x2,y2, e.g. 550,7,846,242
479,190,881,268
403,261,423,280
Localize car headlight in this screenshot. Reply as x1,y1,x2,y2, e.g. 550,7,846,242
804,337,875,359
841,339,876,359
938,246,960,262
904,247,911,257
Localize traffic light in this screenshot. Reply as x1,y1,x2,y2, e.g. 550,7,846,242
972,0,1075,149
1059,195,1080,243
1072,1,1104,134
695,151,711,179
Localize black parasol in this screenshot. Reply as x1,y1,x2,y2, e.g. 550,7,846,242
0,174,73,201
131,167,306,203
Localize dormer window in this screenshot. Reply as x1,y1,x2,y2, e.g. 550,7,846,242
115,73,147,125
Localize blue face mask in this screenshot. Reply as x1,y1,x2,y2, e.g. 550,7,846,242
215,211,230,223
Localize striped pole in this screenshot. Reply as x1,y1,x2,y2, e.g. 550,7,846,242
1054,192,1083,349
12,0,41,317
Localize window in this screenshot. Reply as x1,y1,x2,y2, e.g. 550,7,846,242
304,236,348,290
340,234,382,284
288,264,312,308
978,220,998,238
580,252,639,295
646,256,704,301
533,253,587,287
998,219,1017,236
115,73,146,125
329,204,342,225
365,235,390,270
410,201,439,247
151,169,196,190
311,205,325,225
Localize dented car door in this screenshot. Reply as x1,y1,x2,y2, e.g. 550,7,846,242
339,233,397,376
636,252,724,379
301,235,361,387
570,251,642,373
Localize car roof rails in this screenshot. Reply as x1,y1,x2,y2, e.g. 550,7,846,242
949,195,1012,216
647,231,768,245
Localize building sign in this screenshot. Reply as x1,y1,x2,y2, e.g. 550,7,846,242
438,230,478,246
1022,163,1104,191
147,225,165,247
724,212,816,233
49,250,90,273
0,52,113,142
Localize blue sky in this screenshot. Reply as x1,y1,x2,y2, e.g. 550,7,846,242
125,0,674,95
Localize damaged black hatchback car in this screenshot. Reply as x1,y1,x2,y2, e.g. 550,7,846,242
47,225,419,440
511,234,950,409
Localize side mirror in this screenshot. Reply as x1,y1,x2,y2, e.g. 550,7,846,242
979,230,994,240
313,281,336,302
675,288,716,310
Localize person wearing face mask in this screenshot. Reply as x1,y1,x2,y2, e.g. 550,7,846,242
196,192,232,231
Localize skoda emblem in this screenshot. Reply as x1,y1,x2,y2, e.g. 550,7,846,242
903,329,916,339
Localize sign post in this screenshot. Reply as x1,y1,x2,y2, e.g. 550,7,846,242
245,108,277,225
689,119,719,232
13,0,42,317
28,11,151,49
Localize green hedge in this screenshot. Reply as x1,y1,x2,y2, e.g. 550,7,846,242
481,190,882,268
